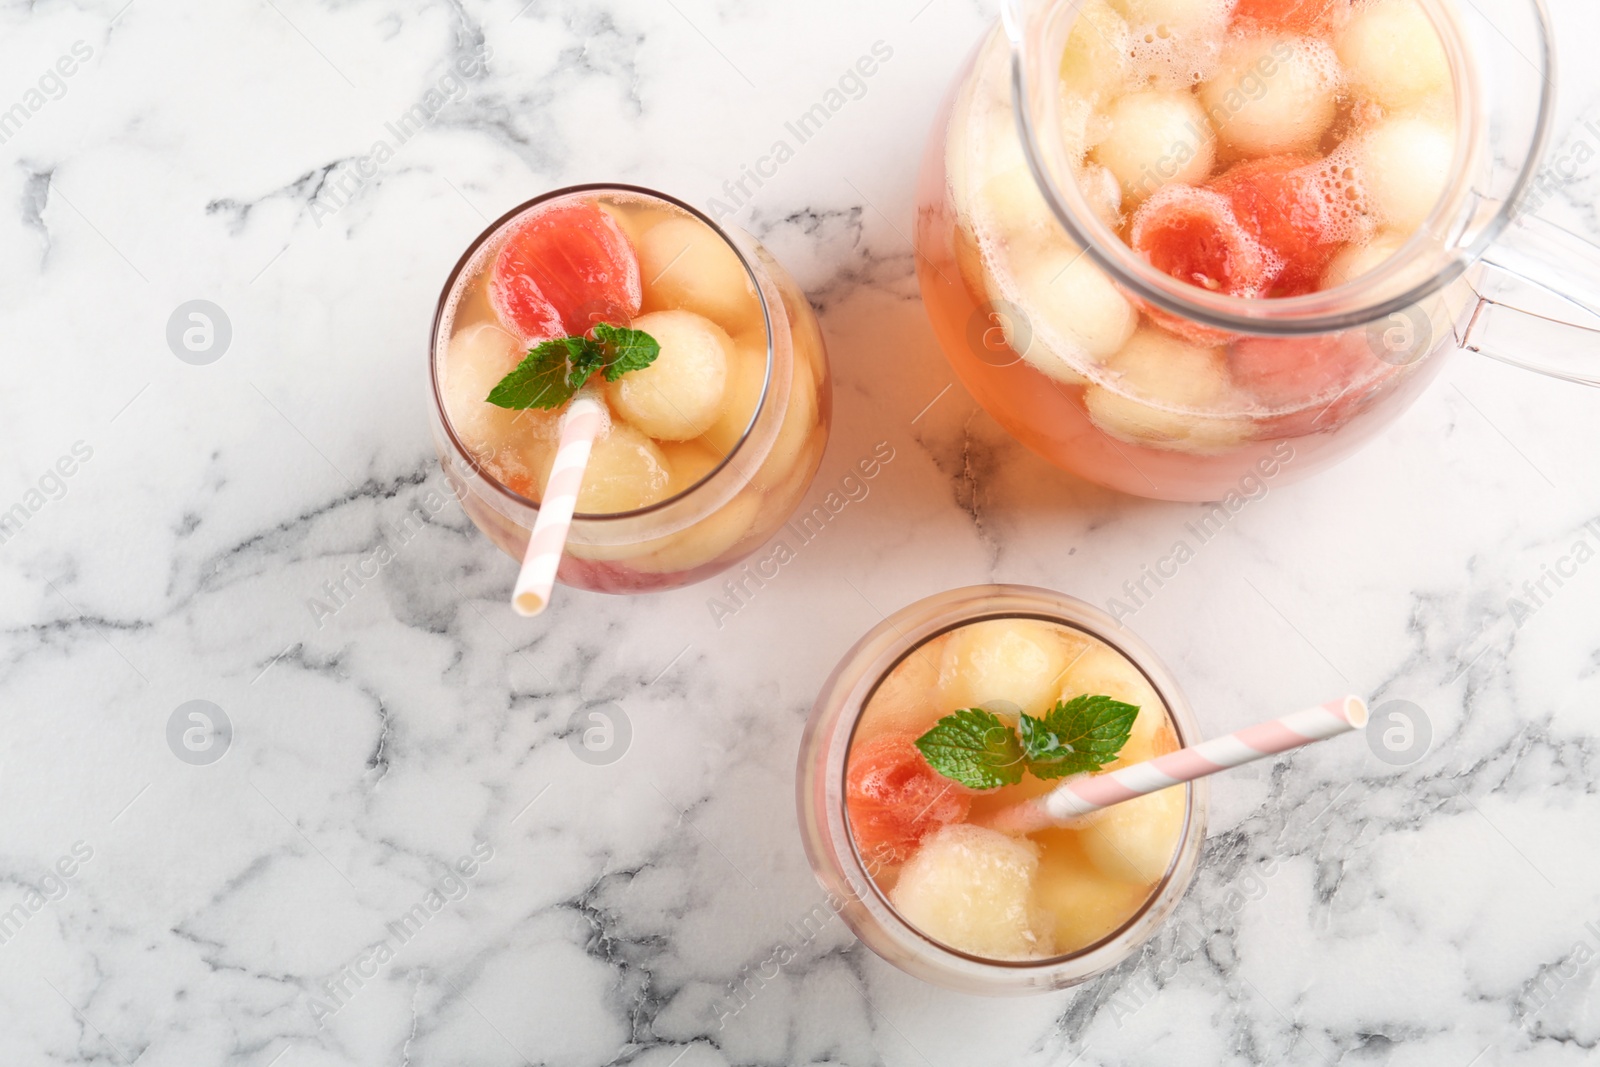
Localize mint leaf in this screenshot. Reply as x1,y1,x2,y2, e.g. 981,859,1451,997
594,323,660,381
914,708,1025,790
486,337,587,410
567,339,607,389
1020,694,1138,780
484,324,661,409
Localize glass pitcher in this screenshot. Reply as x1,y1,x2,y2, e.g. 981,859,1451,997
913,0,1596,502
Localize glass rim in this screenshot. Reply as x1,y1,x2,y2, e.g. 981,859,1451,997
1004,0,1558,337
427,181,777,524
806,584,1210,985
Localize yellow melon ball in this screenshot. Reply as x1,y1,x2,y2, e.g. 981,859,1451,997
997,238,1139,377
1337,0,1452,111
606,310,730,441
751,353,819,493
638,491,761,574
1359,116,1455,232
1321,231,1409,289
638,216,760,335
1033,836,1153,950
939,618,1079,717
1084,328,1252,450
1060,0,1131,104
441,322,527,454
860,639,948,741
598,199,652,248
1200,35,1339,156
1079,163,1125,230
1108,0,1229,32
1079,786,1187,884
575,421,671,514
975,163,1056,247
1091,91,1216,204
658,439,722,497
890,825,1054,960
697,331,769,458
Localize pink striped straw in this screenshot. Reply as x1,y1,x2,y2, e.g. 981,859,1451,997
511,393,607,617
992,696,1369,833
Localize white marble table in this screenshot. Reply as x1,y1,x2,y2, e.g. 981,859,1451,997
5,1,1600,1064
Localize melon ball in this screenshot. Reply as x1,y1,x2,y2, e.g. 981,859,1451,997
1359,116,1455,231
1079,163,1125,230
1079,786,1186,884
606,310,731,441
1091,91,1216,204
1033,836,1152,949
1109,0,1229,32
1200,35,1339,156
890,825,1055,960
442,322,527,453
1060,0,1131,104
639,491,761,574
638,216,760,335
1085,327,1252,450
498,408,563,498
1321,231,1408,289
659,439,722,496
1337,0,1452,111
976,164,1055,246
939,618,1077,717
1058,641,1161,709
598,200,652,248
576,421,671,514
862,641,950,742
698,331,769,458
994,238,1138,379
450,276,498,333
752,353,819,492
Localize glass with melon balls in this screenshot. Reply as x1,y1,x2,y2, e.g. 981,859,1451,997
915,0,1600,501
429,185,831,594
798,586,1208,993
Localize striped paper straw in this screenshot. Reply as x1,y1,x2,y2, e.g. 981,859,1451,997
511,393,607,617
993,696,1369,833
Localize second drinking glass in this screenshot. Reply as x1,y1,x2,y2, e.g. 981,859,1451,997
429,185,831,595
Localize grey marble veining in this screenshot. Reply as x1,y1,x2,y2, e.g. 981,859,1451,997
3,0,1600,1064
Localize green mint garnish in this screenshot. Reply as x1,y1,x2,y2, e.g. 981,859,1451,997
485,323,660,410
912,708,1026,790
914,695,1138,788
1018,694,1138,780
594,323,660,381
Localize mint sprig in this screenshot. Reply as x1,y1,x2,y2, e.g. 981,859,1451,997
915,695,1139,788
1018,694,1138,780
912,708,1026,790
485,323,660,410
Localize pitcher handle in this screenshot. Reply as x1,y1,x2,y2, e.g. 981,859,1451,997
1460,213,1600,387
